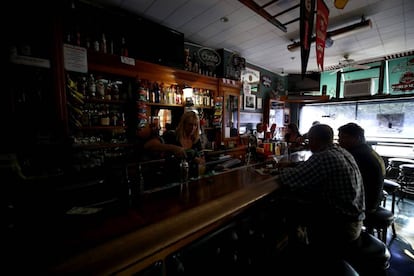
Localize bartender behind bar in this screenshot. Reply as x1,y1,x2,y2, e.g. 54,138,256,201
142,111,205,180
163,111,205,178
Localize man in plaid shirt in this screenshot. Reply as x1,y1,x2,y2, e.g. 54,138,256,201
278,124,365,260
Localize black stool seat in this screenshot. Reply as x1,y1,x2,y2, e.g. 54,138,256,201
399,163,414,178
388,158,414,167
364,206,394,243
383,178,401,194
386,158,414,179
345,231,391,276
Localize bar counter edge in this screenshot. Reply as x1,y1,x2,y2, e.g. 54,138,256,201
50,165,282,275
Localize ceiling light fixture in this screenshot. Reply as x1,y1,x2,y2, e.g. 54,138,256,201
182,84,194,107
220,17,228,23
287,18,372,52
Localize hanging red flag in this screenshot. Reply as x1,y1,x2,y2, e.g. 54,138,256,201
300,0,316,78
316,0,329,71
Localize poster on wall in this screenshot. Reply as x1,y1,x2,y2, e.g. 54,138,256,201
377,113,404,133
388,56,414,93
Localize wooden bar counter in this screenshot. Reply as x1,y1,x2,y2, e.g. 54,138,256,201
10,164,283,275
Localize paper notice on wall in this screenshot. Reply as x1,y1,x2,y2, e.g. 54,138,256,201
63,44,88,73
225,127,231,138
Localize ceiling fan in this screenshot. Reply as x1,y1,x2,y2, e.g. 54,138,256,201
330,54,371,74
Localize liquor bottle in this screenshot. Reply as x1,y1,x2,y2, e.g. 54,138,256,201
87,74,96,99
78,76,87,97
93,36,100,52
120,36,128,57
75,29,81,46
180,159,189,183
192,52,199,73
154,82,160,103
208,90,214,107
100,33,107,54
96,77,106,99
100,105,109,126
109,34,114,55
159,83,166,104
172,85,177,105
184,48,191,71
166,85,172,105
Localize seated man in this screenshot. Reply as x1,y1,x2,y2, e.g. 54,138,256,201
338,122,386,214
276,124,365,259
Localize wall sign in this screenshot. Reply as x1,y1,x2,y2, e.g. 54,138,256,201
262,75,272,87
388,55,414,94
391,71,414,92
198,47,221,67
241,67,260,83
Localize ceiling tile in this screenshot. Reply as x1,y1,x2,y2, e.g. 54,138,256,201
93,0,414,74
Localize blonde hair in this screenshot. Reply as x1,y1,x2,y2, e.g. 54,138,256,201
175,111,200,143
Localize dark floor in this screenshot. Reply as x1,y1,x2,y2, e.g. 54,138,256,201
276,194,414,275
386,195,414,276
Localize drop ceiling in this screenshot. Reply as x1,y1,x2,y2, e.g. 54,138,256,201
92,0,414,74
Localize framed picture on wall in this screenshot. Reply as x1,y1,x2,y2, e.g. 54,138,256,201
244,94,256,110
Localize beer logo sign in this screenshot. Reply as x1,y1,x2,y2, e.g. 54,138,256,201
198,47,221,67
392,71,414,92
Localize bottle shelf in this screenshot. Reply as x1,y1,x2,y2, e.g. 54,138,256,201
72,143,133,150
85,98,126,104
78,126,127,131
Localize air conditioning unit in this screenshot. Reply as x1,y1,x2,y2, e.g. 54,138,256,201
343,78,375,97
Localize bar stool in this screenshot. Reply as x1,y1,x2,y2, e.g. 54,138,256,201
364,206,395,244
398,163,414,203
344,230,391,276
383,179,401,214
386,158,414,180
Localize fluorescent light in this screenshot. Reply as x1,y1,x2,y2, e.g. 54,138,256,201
287,19,372,52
